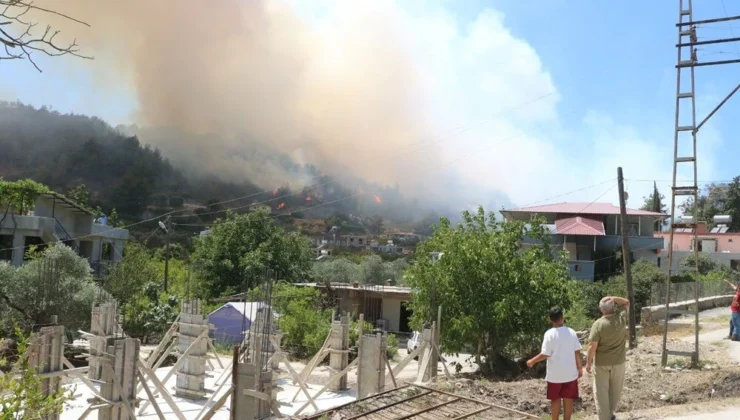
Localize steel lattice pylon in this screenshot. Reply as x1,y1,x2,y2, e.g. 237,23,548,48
661,0,700,367
660,0,740,366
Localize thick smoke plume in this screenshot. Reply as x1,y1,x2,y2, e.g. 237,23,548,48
37,0,444,194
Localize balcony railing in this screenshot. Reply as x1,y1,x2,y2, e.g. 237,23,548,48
54,219,79,254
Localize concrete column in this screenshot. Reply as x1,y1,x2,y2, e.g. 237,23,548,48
328,313,349,392
89,301,120,381
357,332,386,399
417,328,434,383
91,239,101,264
113,241,124,262
176,299,208,400
99,338,140,420
11,232,24,266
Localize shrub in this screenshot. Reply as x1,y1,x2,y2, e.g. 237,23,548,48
268,284,331,360
0,244,100,336
680,254,717,275
386,334,399,359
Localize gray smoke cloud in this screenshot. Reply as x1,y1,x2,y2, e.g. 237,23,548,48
36,0,445,196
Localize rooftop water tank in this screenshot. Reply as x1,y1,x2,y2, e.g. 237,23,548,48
713,215,732,224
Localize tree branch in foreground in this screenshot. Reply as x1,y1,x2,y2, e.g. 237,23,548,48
0,0,91,72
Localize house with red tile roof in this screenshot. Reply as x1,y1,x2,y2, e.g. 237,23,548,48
500,202,668,281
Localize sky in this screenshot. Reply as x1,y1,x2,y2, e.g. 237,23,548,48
1,0,739,213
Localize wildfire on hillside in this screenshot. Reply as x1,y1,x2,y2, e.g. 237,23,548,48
277,202,286,210
305,195,312,201
374,195,382,204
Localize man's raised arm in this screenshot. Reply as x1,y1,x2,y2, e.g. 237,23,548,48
608,296,630,308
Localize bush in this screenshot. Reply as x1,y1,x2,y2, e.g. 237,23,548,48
269,284,331,360
349,318,373,348
386,334,399,359
0,244,100,336
680,254,717,275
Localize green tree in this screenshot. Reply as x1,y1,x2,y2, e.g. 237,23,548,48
0,244,100,334
679,182,727,227
640,182,667,230
192,209,313,299
103,243,160,305
311,258,361,284
108,208,124,228
361,255,386,285
405,207,571,373
268,284,331,359
67,184,90,207
0,178,49,216
680,253,717,276
725,176,740,232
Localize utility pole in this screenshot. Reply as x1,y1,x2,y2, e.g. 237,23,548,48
617,167,636,348
159,216,172,292
661,0,740,367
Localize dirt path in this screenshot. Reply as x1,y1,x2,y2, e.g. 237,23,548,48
679,307,740,364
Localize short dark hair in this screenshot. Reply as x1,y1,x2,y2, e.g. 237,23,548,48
549,307,563,322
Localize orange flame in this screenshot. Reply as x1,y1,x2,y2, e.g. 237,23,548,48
277,202,286,209
374,195,382,204
305,195,312,201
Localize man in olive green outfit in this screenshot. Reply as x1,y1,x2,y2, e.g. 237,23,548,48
586,296,630,420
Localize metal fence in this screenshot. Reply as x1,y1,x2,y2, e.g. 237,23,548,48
650,281,734,305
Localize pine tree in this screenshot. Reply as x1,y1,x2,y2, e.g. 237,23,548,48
640,181,667,230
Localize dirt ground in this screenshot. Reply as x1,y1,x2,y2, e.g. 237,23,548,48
439,318,740,419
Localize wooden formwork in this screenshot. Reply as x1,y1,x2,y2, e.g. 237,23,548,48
89,301,122,381
97,338,140,420
27,326,65,420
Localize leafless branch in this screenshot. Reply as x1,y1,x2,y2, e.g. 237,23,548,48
0,0,92,72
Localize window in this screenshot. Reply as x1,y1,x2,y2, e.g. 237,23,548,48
102,242,113,261
657,257,662,268
628,223,639,236
574,264,582,272
0,235,12,261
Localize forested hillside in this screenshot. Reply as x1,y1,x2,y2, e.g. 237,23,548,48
0,101,431,232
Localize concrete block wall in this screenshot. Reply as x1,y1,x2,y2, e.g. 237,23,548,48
641,295,734,325
176,300,208,400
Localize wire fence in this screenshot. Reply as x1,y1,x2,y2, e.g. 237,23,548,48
651,281,734,305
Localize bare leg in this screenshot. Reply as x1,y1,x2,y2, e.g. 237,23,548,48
563,398,573,420
551,399,561,420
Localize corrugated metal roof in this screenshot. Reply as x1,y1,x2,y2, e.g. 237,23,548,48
210,302,274,319
503,202,666,217
555,216,606,236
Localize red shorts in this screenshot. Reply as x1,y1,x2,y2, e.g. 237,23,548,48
546,380,579,400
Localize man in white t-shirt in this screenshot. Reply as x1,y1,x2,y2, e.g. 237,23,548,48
527,307,583,420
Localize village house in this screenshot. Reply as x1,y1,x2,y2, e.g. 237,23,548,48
0,192,128,272
500,202,667,281
654,216,740,273
295,282,413,335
